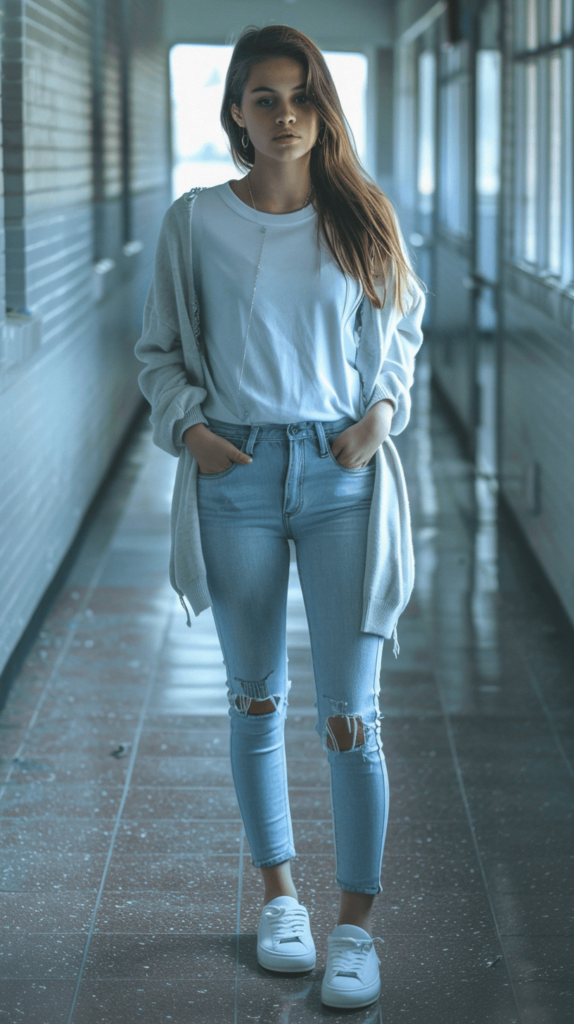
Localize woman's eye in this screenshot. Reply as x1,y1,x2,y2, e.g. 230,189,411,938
256,95,308,107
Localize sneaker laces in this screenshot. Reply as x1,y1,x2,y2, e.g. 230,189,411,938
264,904,309,945
327,935,383,978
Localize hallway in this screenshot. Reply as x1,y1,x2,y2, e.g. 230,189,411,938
1,357,572,1023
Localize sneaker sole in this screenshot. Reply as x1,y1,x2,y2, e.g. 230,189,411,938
257,945,316,973
321,977,381,1009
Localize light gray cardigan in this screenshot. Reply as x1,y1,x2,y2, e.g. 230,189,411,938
135,189,425,646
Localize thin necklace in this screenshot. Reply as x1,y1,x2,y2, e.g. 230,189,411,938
246,173,313,213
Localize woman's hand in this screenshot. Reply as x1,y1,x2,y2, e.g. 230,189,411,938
330,400,394,469
183,423,253,474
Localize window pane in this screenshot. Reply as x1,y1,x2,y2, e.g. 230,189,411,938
515,0,525,49
397,44,417,209
476,51,501,196
523,63,538,262
526,0,538,48
439,82,457,231
418,51,436,206
323,52,368,166
548,54,562,273
549,0,562,40
476,51,501,284
170,44,236,197
439,70,469,235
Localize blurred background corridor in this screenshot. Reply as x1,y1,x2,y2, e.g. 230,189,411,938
0,1,573,1021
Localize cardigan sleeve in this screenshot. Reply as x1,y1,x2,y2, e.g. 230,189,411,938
364,283,426,435
134,204,208,458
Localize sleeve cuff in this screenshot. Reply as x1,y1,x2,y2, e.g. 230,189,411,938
174,404,208,448
365,382,397,415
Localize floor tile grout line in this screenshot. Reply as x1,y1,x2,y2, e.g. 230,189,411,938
234,830,245,1024
512,634,574,782
65,608,174,1024
440,710,525,1024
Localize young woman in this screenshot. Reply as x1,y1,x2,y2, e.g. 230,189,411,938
136,25,424,1010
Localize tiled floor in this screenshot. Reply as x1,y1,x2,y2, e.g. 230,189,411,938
1,356,573,1023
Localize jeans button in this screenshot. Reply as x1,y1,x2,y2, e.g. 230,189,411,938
291,425,299,434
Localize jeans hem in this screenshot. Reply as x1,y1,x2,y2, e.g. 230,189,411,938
337,880,382,896
252,849,297,869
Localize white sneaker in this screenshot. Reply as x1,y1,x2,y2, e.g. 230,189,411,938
257,896,316,972
321,924,381,1009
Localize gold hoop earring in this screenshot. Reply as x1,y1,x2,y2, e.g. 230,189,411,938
316,125,326,145
241,132,249,149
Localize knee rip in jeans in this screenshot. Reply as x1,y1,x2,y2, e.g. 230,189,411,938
234,670,275,700
324,714,366,752
229,669,285,716
321,697,381,754
230,693,282,717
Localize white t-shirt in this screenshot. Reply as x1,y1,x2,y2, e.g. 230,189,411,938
191,181,363,425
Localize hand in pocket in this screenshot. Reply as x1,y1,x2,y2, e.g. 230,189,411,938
183,423,253,474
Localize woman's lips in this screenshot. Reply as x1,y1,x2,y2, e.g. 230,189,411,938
274,133,299,140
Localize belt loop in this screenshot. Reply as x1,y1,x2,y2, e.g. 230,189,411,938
314,421,329,457
245,425,259,456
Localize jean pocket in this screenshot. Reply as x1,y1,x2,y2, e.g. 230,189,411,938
197,462,239,480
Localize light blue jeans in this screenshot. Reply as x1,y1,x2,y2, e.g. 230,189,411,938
197,416,389,895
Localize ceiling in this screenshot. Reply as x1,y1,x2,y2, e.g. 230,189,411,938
163,0,396,52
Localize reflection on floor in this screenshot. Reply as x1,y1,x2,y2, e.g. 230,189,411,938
1,357,573,1024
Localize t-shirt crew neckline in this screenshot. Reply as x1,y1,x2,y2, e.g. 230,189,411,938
217,181,317,226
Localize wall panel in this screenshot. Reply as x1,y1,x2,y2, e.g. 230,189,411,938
431,237,474,431
500,285,574,624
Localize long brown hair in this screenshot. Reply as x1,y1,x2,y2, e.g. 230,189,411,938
220,24,417,312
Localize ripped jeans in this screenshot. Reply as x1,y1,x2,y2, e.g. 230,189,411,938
197,416,389,895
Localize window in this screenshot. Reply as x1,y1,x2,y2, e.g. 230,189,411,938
525,0,538,48
476,48,501,291
548,54,562,274
417,51,436,211
476,51,501,201
396,43,417,210
513,0,571,280
438,43,470,237
323,52,368,168
549,0,562,40
170,45,236,198
522,62,538,264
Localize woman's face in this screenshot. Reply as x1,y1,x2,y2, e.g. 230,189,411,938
231,56,321,164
